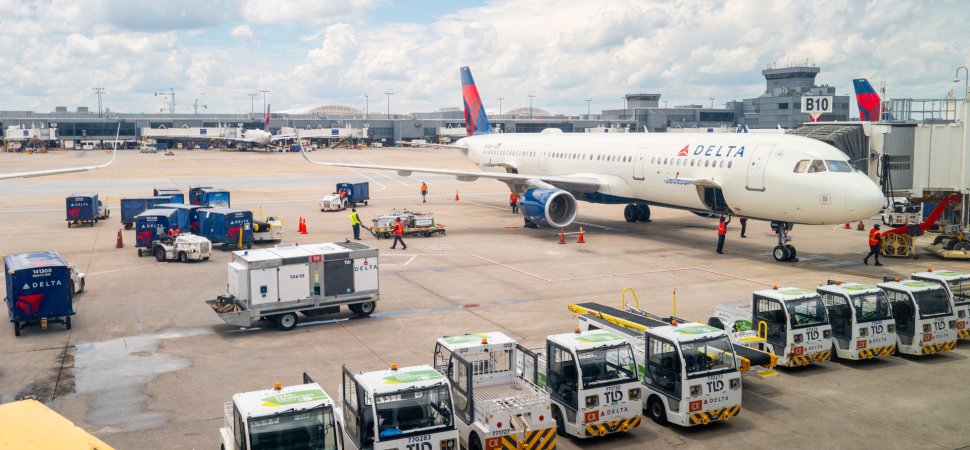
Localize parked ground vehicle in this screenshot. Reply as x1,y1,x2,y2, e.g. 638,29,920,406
189,185,213,205
220,373,340,450
150,233,211,262
521,329,642,439
4,251,84,336
205,242,379,330
155,203,203,234
199,187,231,208
66,193,109,227
0,400,113,448
152,187,185,204
712,287,833,367
877,278,958,355
338,182,369,207
370,210,445,239
320,192,349,211
881,198,922,226
197,208,254,250
121,196,175,229
432,332,557,450
253,216,284,243
337,363,459,450
570,302,762,427
816,281,898,360
911,269,970,339
134,209,178,255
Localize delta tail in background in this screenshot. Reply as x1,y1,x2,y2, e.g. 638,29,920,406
853,78,895,122
302,67,885,262
0,123,119,180
223,104,293,147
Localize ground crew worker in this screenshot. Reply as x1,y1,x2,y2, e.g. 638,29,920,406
167,228,179,238
739,217,748,238
863,223,883,266
509,192,518,213
391,217,407,250
350,208,362,240
338,188,347,198
716,215,731,254
420,182,428,203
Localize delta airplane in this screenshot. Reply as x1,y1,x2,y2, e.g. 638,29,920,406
302,67,884,262
224,104,292,148
0,124,119,180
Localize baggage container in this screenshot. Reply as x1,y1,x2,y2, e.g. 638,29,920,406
335,182,369,206
120,196,174,229
4,251,83,336
153,188,185,204
189,185,213,205
155,203,204,234
65,193,99,227
134,209,178,251
204,241,379,330
200,188,231,208
198,208,254,248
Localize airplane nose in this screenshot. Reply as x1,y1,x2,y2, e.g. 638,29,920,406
846,178,885,217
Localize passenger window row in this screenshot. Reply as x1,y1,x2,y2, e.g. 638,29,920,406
651,156,733,169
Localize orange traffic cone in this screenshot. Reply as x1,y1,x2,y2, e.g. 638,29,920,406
844,223,851,229
116,229,124,248
559,228,566,244
302,218,309,234
455,190,460,201
857,220,865,231
577,227,586,243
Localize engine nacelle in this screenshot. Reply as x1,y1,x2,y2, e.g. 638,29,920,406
520,189,578,228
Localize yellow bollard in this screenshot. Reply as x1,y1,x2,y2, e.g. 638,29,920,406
238,228,243,250
672,289,677,317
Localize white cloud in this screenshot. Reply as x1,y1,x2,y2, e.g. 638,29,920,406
235,0,381,24
230,24,253,40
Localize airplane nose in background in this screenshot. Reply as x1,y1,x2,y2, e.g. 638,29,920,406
846,180,885,217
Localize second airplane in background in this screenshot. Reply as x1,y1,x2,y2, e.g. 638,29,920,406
303,67,884,262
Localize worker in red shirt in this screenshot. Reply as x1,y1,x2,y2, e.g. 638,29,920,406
509,192,518,213
338,188,346,198
716,215,731,254
863,223,883,266
420,182,428,203
390,217,407,250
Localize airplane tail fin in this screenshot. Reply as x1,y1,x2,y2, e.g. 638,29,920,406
853,79,881,122
264,104,271,132
460,66,493,136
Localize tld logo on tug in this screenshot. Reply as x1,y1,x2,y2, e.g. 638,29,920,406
683,144,746,157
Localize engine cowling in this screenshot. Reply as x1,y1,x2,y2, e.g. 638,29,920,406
520,189,578,228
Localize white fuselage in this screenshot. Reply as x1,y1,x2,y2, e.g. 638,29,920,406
457,132,884,225
242,129,272,146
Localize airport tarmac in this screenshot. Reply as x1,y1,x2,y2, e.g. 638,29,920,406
1,148,968,449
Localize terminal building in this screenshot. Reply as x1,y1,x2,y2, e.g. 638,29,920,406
726,65,851,129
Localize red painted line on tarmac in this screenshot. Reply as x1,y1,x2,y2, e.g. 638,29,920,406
692,267,774,286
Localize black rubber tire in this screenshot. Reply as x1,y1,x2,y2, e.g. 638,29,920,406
637,204,651,222
79,278,85,294
623,204,638,222
14,321,21,337
382,232,391,239
154,247,166,262
125,223,133,230
178,252,188,263
773,245,791,262
67,222,72,228
469,433,483,450
423,231,432,237
364,201,368,206
786,244,797,261
65,316,72,330
276,313,298,331
348,304,361,314
708,317,725,330
932,235,946,245
955,241,970,251
353,301,376,317
552,406,566,436
647,396,668,425
203,257,209,261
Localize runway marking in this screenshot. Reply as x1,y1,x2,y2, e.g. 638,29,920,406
86,263,162,276
342,156,408,185
334,157,388,191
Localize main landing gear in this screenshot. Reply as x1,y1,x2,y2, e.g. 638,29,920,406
624,204,651,223
772,221,798,262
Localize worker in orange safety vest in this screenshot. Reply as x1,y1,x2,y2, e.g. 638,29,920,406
390,217,407,250
716,216,731,254
863,223,883,266
509,192,518,214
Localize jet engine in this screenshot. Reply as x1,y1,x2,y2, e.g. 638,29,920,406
519,189,578,228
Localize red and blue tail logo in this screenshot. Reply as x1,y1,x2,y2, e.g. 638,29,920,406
461,66,493,136
853,79,881,122
264,104,271,131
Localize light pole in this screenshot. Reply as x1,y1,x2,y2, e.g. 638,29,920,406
585,98,591,116
248,93,257,114
154,88,175,114
384,91,393,117
709,97,715,108
260,90,270,113
364,94,369,119
955,66,969,98
528,94,535,119
93,87,105,118
497,97,504,115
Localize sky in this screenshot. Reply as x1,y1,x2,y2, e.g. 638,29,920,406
0,0,968,117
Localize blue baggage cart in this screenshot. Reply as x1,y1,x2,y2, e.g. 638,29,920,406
4,251,79,336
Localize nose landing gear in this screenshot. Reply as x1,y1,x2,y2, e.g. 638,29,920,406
772,221,798,262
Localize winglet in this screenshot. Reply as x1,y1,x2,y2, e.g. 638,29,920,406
460,66,493,136
853,79,881,122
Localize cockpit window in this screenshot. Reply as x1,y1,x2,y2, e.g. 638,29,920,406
826,160,853,172
793,160,810,173
807,160,827,173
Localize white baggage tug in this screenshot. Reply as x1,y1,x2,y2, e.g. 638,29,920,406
568,302,773,427
432,332,556,450
221,373,341,450
911,269,970,339
338,364,459,450
816,281,898,360
877,278,958,355
712,287,833,367
521,329,642,439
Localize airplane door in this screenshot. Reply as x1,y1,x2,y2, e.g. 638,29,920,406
633,146,647,180
745,144,775,191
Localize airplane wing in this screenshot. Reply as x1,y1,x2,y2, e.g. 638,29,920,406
0,124,119,180
395,141,469,151
664,176,720,188
300,140,600,193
